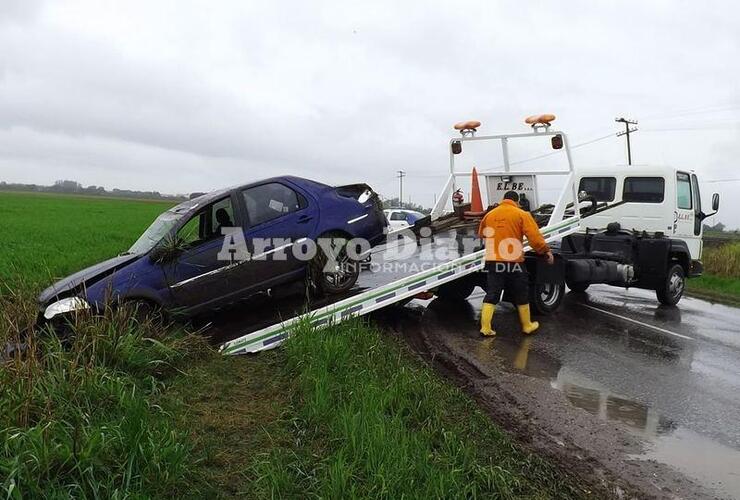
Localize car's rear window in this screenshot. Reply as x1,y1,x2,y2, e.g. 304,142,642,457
623,177,665,203
578,177,616,202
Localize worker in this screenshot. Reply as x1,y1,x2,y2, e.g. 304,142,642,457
477,190,554,336
519,193,531,211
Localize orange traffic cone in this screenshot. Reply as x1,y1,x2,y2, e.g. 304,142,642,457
464,167,485,218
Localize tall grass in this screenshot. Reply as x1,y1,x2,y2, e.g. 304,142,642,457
702,242,740,279
0,285,210,498
252,319,588,499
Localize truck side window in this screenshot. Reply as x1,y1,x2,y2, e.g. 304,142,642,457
623,177,665,203
676,173,692,209
578,177,616,202
243,183,305,227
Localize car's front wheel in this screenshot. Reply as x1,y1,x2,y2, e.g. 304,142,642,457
310,232,360,295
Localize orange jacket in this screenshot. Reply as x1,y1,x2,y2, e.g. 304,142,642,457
477,199,550,262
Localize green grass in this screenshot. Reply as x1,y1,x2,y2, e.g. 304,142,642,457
252,320,588,499
0,191,172,285
0,287,212,498
687,242,740,303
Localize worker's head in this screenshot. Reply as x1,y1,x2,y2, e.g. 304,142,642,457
503,190,520,202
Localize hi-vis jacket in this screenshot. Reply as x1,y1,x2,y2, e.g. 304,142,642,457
477,199,550,263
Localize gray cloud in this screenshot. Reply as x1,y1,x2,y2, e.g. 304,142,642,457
0,0,738,226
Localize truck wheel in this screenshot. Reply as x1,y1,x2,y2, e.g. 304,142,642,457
531,282,565,315
656,264,685,306
310,232,360,295
565,278,590,293
436,278,476,301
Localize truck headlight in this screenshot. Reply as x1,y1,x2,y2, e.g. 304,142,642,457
44,297,90,320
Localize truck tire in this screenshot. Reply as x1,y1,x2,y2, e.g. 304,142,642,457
565,278,590,293
656,263,685,306
531,282,565,315
436,277,476,301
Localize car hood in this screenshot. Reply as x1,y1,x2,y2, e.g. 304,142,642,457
38,253,142,305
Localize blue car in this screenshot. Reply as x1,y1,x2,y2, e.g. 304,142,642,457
38,176,387,322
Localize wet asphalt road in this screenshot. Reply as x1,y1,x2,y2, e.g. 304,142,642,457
398,286,740,498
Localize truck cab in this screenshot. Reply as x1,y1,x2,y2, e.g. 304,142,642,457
575,166,719,271
566,165,721,304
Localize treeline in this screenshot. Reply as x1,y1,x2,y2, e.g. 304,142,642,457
381,197,430,214
0,179,185,201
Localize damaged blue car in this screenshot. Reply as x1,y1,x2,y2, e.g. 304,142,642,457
38,176,387,323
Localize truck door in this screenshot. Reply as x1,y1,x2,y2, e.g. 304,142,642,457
674,172,701,258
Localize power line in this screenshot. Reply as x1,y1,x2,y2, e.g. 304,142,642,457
506,132,615,168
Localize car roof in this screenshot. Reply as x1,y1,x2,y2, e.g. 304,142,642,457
170,176,329,214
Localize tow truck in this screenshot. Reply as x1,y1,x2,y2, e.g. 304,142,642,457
220,115,720,355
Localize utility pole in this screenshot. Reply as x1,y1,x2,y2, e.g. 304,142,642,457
397,170,405,208
615,117,638,165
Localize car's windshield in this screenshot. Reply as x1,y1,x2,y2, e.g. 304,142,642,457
127,211,184,255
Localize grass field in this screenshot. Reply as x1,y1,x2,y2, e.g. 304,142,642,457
687,242,740,304
0,191,594,497
0,191,173,285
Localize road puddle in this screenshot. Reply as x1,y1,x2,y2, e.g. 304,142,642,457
633,427,740,498
492,334,740,498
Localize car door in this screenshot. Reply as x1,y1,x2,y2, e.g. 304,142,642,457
163,195,241,311
230,181,319,294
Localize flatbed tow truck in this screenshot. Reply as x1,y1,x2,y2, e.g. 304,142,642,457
221,115,720,355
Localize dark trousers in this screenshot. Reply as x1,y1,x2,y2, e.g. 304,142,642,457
484,261,529,306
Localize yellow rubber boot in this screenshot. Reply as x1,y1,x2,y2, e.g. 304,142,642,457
480,303,496,336
517,304,539,335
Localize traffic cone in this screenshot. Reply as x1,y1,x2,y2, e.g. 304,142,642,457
464,167,485,218
470,167,483,212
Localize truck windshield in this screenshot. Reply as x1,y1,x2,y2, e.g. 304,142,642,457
127,211,184,255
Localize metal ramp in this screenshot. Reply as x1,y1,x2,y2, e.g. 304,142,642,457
220,218,581,354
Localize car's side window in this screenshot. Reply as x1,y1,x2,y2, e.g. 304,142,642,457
390,211,406,221
242,183,304,227
177,197,235,249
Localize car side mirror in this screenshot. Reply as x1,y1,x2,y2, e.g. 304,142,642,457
551,134,563,150
712,192,720,212
451,140,462,155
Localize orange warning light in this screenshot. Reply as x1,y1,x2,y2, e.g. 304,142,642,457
524,114,556,126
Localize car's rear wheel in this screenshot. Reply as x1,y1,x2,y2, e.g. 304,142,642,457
310,232,360,295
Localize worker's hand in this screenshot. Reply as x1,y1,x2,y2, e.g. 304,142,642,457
545,251,555,265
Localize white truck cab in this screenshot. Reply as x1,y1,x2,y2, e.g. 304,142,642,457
575,165,719,269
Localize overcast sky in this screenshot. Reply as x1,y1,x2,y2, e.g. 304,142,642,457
1,0,739,227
